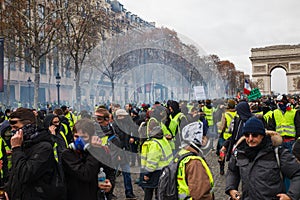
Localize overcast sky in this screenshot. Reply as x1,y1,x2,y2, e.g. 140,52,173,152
118,0,300,93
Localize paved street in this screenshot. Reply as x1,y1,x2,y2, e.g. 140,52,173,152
114,145,229,200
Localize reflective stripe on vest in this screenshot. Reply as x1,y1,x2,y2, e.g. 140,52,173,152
140,137,173,172
59,131,69,147
273,109,296,137
53,142,59,162
61,123,70,137
223,111,237,140
202,106,214,126
169,113,186,136
177,149,214,200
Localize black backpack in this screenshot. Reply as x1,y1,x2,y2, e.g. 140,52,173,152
157,152,195,200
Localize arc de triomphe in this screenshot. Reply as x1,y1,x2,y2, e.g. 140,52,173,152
250,44,300,95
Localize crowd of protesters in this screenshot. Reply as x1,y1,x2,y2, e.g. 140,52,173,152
0,93,299,199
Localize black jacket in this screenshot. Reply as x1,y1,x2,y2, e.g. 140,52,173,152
6,129,57,200
226,138,300,200
62,148,101,200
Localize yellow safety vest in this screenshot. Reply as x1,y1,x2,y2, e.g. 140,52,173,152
273,109,296,137
53,131,68,163
177,149,214,200
147,117,175,150
169,113,186,137
141,137,173,172
263,110,273,124
202,106,214,127
65,112,76,130
223,111,237,140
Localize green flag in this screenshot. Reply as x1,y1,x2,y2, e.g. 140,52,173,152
247,88,262,101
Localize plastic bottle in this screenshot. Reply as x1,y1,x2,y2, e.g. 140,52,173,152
98,167,106,183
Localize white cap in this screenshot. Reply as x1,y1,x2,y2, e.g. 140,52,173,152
115,109,129,116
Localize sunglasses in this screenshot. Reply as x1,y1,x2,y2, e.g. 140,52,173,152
9,120,23,125
95,115,107,121
52,121,60,124
244,133,260,138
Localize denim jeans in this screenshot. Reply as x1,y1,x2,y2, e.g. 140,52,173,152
120,163,134,196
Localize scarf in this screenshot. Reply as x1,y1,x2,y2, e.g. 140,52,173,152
242,136,270,162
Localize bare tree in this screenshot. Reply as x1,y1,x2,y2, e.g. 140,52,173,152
2,0,63,108
56,0,111,108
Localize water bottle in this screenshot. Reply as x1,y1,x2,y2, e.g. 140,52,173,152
98,167,106,183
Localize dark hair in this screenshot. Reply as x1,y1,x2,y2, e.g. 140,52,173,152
73,119,95,136
10,107,36,124
95,108,110,119
53,108,64,116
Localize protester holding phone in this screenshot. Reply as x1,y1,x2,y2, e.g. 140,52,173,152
6,107,60,200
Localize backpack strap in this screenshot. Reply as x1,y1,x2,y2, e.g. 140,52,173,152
274,146,283,180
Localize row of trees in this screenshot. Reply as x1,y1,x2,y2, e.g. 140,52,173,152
0,0,125,108
0,0,245,107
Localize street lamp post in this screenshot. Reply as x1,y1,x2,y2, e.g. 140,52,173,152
56,72,61,107
27,77,32,108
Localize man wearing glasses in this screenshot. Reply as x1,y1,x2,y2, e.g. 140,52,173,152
5,108,61,200
225,117,300,200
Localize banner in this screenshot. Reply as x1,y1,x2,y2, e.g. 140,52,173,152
247,88,262,101
0,38,4,92
194,86,206,100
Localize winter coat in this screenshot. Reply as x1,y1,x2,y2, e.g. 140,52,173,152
61,148,101,200
225,138,300,200
183,146,213,200
6,129,58,200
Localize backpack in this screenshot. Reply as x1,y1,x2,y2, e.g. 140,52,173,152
157,152,195,200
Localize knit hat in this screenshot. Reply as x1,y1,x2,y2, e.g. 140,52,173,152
242,117,265,136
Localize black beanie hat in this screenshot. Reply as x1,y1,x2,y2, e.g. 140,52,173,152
242,117,265,136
